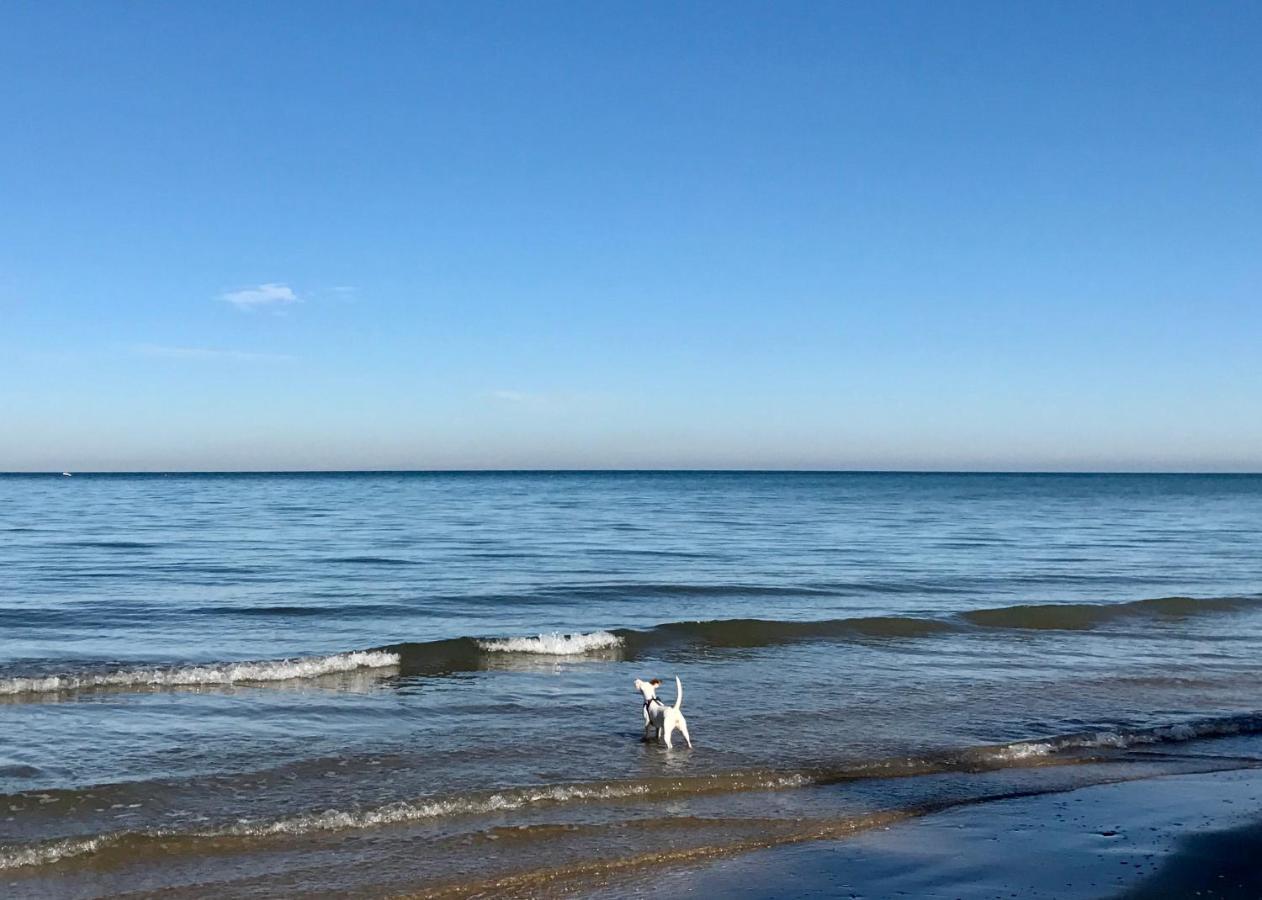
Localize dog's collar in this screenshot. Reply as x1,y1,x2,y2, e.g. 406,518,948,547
644,697,663,709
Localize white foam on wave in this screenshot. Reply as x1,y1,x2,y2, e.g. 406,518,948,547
227,771,810,837
476,631,623,655
996,718,1254,760
993,741,1054,760
997,731,1143,760
0,772,813,868
0,834,111,870
0,793,550,869
0,650,400,697
233,781,652,836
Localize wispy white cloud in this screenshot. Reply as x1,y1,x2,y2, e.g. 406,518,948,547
132,343,295,362
220,283,300,310
487,389,537,404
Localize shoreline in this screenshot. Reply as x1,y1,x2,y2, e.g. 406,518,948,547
590,767,1262,899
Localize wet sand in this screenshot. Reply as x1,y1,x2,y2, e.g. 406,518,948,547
594,768,1262,899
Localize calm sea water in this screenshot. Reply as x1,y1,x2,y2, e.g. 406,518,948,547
3,472,1262,897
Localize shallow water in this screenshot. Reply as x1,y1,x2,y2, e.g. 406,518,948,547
2,472,1261,895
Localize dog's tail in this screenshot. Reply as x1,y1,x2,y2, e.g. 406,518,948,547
674,676,683,711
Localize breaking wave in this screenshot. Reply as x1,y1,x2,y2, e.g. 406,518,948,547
383,594,1259,677
0,650,399,697
222,773,810,838
0,834,115,871
3,594,1257,699
476,631,623,655
993,715,1262,759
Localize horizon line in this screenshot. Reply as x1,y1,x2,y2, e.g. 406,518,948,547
3,468,1261,477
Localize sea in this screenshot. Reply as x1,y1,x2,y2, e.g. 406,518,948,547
2,471,1262,897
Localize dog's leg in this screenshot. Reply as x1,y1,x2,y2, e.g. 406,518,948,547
678,717,693,749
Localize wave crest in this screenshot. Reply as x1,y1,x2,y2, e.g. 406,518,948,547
5,595,1257,699
476,631,623,655
962,595,1255,630
0,650,399,697
0,834,113,870
994,716,1260,759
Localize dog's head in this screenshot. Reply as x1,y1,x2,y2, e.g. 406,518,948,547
633,678,662,699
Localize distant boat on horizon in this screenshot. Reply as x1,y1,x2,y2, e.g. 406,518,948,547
61,472,72,477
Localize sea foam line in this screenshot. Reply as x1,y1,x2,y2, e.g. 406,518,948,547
0,650,400,697
227,774,811,837
0,775,813,869
994,717,1260,760
476,631,624,655
0,834,114,870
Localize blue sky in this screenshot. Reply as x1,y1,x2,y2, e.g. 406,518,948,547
2,1,1259,471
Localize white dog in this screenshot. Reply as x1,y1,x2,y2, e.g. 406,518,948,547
634,676,692,749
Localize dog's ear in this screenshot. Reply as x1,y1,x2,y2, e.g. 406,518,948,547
650,678,661,686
